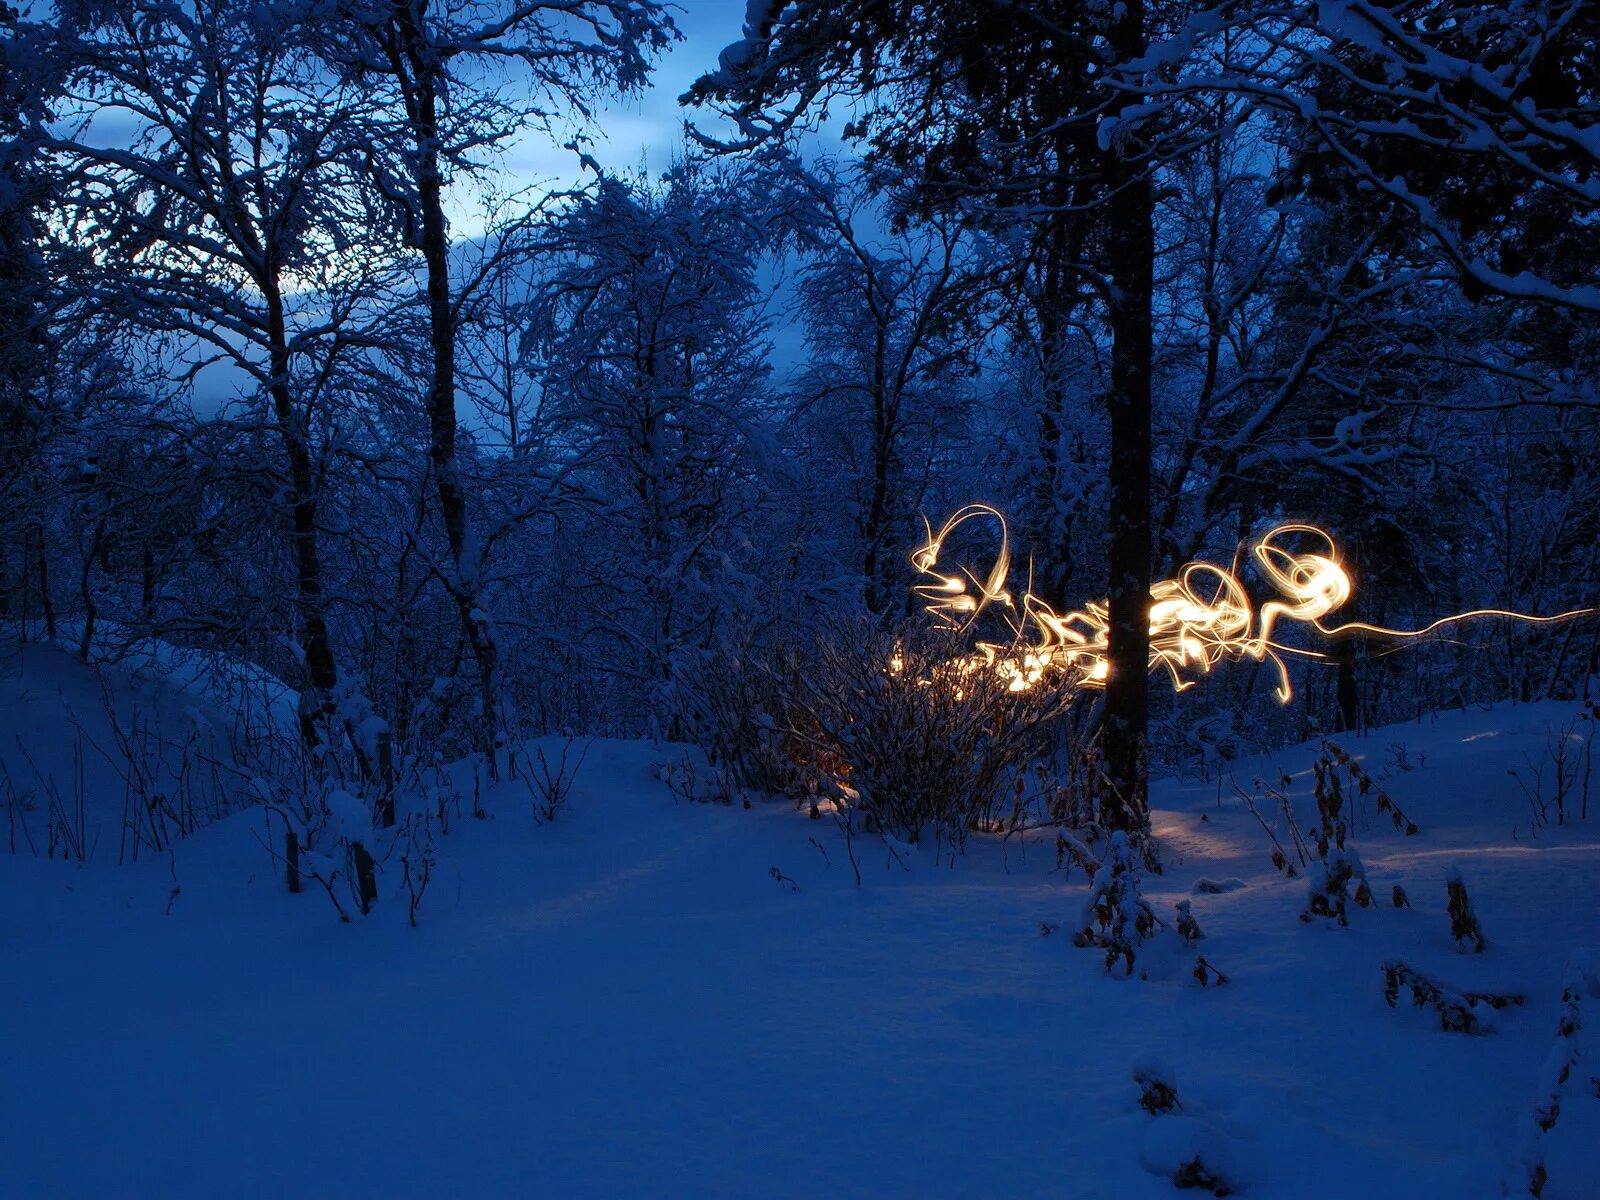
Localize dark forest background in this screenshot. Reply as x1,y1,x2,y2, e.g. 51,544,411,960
2,0,1596,833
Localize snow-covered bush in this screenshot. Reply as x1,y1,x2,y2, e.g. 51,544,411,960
1323,739,1419,836
1134,1069,1180,1115
1283,741,1423,926
1446,867,1488,952
1381,960,1522,1034
1175,899,1203,947
675,642,809,801
1072,830,1159,977
1513,950,1598,1197
1132,1069,1245,1195
238,706,478,923
1302,846,1373,927
252,768,373,923
776,623,1074,849
1299,753,1374,924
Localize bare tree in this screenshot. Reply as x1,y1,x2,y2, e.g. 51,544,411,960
315,0,677,772
47,0,405,748
787,160,986,618
689,0,1198,826
1146,0,1600,319
523,164,776,737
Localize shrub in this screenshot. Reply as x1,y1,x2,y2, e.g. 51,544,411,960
1073,830,1159,976
1381,960,1522,1033
775,622,1075,848
1513,950,1597,1197
1446,867,1488,952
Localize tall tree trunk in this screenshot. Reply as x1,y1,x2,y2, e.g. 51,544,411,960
1035,236,1073,605
1100,0,1155,830
1336,647,1360,733
77,517,103,663
395,0,500,775
140,545,155,619
265,281,339,895
1335,586,1361,732
33,486,55,643
264,285,339,751
1034,190,1088,607
862,372,893,618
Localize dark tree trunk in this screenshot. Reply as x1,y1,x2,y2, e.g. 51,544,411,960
140,545,155,619
862,370,893,618
264,284,339,752
1034,169,1090,607
394,0,500,775
77,517,103,663
1035,233,1075,605
1336,649,1360,733
351,841,379,914
34,503,54,643
1334,544,1361,731
1335,576,1361,733
1100,0,1155,830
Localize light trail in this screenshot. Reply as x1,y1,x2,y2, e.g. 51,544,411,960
908,505,1596,703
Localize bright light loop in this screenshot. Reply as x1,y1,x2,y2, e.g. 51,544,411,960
907,505,1596,704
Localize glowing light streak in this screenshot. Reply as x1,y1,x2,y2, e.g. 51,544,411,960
909,505,1596,703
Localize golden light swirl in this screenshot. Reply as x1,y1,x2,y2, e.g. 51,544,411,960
908,505,1595,703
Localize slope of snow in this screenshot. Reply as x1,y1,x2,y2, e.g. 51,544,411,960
2,657,1597,1198
0,634,289,862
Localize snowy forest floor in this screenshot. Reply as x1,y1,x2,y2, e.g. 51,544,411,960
2,639,1598,1199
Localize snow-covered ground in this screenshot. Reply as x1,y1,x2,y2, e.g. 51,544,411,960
3,640,1597,1198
